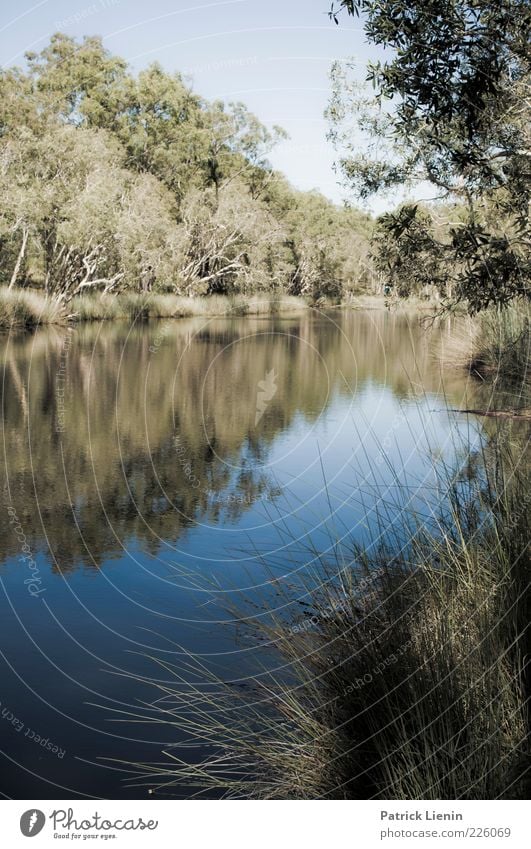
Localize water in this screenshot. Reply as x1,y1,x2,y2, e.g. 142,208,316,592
0,308,484,798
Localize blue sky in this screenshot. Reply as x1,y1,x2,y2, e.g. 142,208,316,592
0,0,384,208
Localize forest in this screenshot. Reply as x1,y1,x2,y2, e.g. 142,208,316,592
1,0,529,328
0,33,373,304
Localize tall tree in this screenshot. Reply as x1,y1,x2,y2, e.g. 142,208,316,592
328,0,531,309
0,34,372,299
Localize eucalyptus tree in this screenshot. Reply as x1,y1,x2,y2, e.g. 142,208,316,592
327,0,531,309
0,33,373,299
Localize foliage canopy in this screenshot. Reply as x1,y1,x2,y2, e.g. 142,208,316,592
328,0,530,310
0,34,371,301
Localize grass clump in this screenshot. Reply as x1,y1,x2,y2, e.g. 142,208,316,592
2,287,308,330
0,287,66,328
440,303,530,390
469,304,530,387
69,294,123,321
124,439,529,800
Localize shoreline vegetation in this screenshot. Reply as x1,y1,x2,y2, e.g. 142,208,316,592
438,304,530,390
2,286,528,392
0,287,309,328
1,0,529,803
0,287,447,330
0,34,373,307
127,434,529,800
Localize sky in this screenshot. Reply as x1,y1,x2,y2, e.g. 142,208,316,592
0,0,390,210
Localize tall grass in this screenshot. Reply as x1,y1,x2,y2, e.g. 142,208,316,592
1,287,307,329
470,305,530,387
122,434,529,799
440,303,530,390
61,292,307,322
0,287,66,328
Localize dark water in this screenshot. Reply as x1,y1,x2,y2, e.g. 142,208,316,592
0,309,484,799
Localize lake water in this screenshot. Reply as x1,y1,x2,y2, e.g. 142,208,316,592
0,308,486,798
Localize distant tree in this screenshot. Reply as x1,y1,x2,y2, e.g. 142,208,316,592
178,179,287,295
0,123,183,298
0,34,373,299
285,190,373,299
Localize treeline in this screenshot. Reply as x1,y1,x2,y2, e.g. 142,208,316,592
0,34,372,302
0,311,469,568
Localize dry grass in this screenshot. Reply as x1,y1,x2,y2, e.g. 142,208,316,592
118,438,529,800
69,292,308,322
0,287,67,329
439,303,530,389
1,289,308,329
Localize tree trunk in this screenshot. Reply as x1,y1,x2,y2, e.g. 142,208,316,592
8,227,28,290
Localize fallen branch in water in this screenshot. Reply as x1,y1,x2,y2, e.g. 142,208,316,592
449,408,531,420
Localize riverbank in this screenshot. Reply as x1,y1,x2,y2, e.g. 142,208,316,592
343,293,446,311
3,287,529,395
0,288,308,329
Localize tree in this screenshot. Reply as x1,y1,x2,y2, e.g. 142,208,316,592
23,35,287,202
371,204,449,298
0,34,373,300
177,179,287,295
0,122,183,298
25,32,129,130
327,0,531,310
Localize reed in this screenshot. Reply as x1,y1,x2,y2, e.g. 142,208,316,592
120,433,529,800
440,303,530,389
0,287,66,328
1,287,309,329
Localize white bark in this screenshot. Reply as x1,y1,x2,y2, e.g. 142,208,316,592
8,226,28,290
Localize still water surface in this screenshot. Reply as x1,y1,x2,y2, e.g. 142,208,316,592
1,309,484,798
